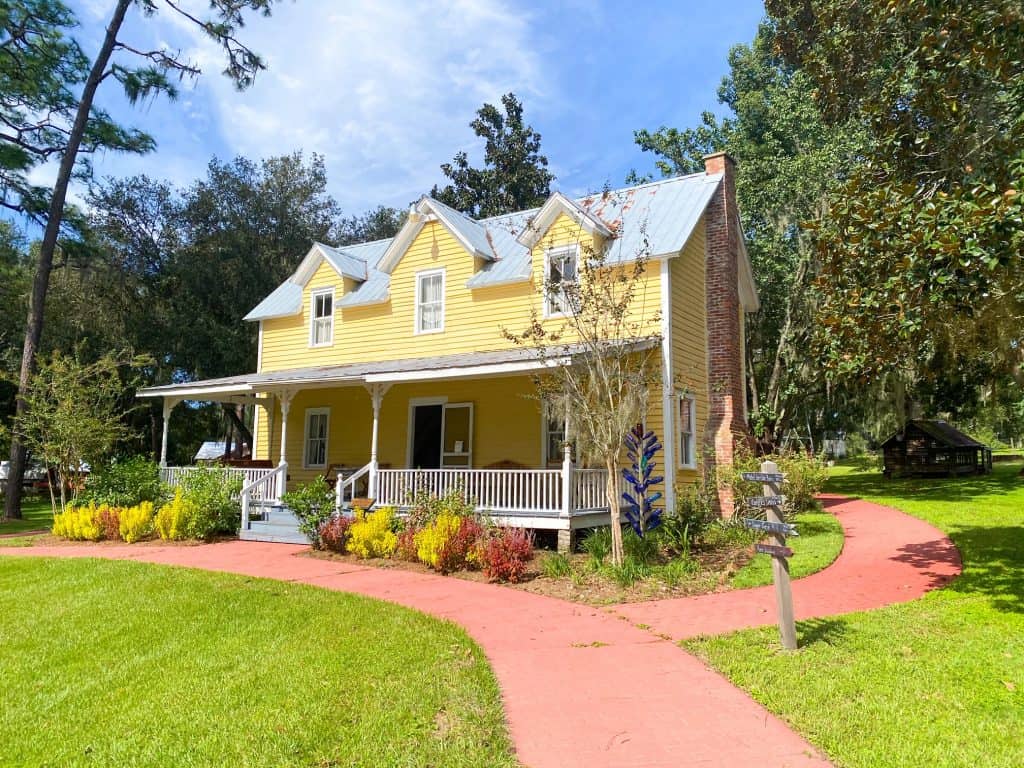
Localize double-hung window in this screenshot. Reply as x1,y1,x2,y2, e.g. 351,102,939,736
678,393,696,468
304,408,329,469
310,289,334,346
544,245,578,317
416,269,445,333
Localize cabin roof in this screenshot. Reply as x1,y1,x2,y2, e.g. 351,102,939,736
881,419,989,449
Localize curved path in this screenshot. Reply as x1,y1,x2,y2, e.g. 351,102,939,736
2,495,960,768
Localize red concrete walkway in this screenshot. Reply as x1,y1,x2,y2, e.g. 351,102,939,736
1,494,960,768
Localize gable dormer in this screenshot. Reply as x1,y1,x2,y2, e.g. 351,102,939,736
377,196,498,275
517,191,614,251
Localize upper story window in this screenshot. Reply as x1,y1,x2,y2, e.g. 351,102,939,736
415,268,445,334
310,288,334,347
678,393,697,468
544,245,579,317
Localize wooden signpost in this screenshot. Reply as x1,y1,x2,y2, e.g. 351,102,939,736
741,461,798,650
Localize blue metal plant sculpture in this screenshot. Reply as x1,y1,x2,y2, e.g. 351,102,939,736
622,425,664,537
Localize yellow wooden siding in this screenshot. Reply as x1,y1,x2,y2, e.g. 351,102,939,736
259,213,662,372
670,216,709,485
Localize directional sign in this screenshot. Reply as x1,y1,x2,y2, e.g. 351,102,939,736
741,471,785,483
746,495,786,508
756,543,794,558
741,518,799,536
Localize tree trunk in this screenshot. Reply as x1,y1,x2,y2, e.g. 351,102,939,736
606,454,623,566
223,403,253,456
4,0,132,521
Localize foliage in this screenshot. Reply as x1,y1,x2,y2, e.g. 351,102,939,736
622,426,664,536
0,557,517,767
15,351,141,512
96,505,120,540
317,515,352,554
118,502,154,543
431,93,553,218
414,512,465,572
179,467,242,536
79,455,166,508
765,0,1024,388
724,448,830,518
663,465,719,553
621,527,660,565
281,476,336,545
504,199,662,565
729,507,843,589
347,507,398,559
580,527,612,565
540,552,572,578
51,503,101,541
609,557,652,588
154,488,201,541
477,527,534,583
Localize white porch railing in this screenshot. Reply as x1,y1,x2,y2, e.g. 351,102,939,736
335,462,373,512
160,465,277,494
573,468,624,511
239,464,287,531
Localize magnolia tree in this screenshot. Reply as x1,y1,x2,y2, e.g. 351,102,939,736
504,216,662,565
14,352,139,513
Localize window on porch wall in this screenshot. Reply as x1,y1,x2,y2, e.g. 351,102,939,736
304,409,329,469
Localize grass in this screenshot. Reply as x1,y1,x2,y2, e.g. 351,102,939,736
0,495,53,535
686,460,1024,768
728,507,844,589
0,557,516,768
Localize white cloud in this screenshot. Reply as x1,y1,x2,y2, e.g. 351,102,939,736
169,0,549,210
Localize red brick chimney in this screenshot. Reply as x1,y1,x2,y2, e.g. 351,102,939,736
703,152,750,516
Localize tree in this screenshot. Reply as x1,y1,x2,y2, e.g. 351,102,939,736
3,0,276,519
15,351,140,513
766,0,1024,387
338,205,404,245
630,23,861,444
432,93,554,218
504,212,662,566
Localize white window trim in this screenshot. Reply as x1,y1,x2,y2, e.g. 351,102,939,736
677,392,697,469
414,268,446,335
540,404,568,465
309,287,335,348
303,407,330,469
543,244,580,319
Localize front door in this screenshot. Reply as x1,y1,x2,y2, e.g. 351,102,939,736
411,404,443,469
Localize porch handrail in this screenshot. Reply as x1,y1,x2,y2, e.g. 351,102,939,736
240,464,286,531
161,465,276,493
336,462,372,513
375,468,564,514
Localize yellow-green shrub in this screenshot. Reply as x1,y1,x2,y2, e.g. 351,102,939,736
52,503,102,541
155,489,199,541
120,501,155,543
347,507,397,559
414,512,463,570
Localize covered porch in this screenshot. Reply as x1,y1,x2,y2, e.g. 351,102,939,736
140,347,644,546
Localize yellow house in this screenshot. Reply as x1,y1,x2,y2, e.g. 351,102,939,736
140,153,758,547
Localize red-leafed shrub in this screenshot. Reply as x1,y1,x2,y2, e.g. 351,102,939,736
96,506,122,541
318,515,353,553
435,516,487,574
477,527,535,583
394,525,420,561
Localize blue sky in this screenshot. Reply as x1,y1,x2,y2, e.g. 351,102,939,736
58,0,766,216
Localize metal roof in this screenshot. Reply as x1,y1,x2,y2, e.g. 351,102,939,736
882,420,990,449
245,171,725,318
318,243,368,281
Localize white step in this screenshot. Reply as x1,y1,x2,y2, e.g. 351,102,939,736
240,523,309,545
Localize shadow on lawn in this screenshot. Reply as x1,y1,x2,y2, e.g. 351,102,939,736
796,617,848,647
938,524,1024,614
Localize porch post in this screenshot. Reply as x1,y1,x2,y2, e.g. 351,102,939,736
278,389,294,467
159,398,179,467
366,383,390,498
561,399,573,518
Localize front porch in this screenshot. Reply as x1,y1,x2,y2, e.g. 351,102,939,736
142,349,653,547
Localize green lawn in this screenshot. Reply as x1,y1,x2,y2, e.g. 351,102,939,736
729,507,844,589
686,461,1024,768
0,495,53,535
0,557,516,768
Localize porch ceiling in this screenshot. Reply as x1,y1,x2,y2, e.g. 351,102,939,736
136,339,657,401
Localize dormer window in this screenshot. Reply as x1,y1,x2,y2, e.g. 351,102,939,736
310,288,334,346
415,268,445,334
544,245,579,317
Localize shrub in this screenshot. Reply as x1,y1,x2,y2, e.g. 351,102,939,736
622,527,660,564
477,527,534,582
119,502,155,543
52,503,102,541
394,525,420,561
540,552,571,578
96,505,121,541
348,507,398,559
580,527,612,564
725,447,829,518
80,456,166,508
155,488,201,541
318,515,352,553
281,477,336,546
414,512,464,570
663,464,718,553
179,466,242,536
439,516,487,573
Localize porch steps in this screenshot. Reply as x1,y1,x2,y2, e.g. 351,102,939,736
240,506,309,546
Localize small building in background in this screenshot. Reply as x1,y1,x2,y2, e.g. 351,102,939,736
881,420,992,478
193,441,227,463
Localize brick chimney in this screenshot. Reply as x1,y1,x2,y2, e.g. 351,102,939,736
703,152,750,516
